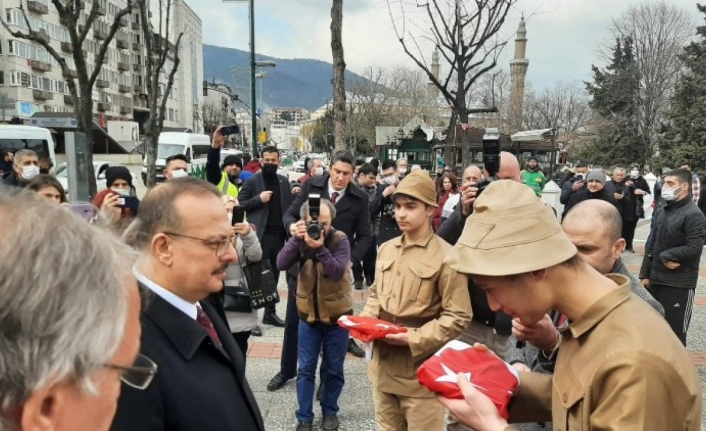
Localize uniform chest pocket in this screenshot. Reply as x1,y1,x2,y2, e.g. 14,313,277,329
375,259,395,296
554,374,587,431
406,262,440,304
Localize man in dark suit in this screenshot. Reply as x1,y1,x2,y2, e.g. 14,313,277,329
238,145,292,327
111,178,264,431
267,151,370,391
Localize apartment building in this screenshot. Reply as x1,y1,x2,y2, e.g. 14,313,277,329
0,0,203,138
202,81,237,131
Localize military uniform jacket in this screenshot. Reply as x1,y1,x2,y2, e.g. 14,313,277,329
360,230,471,398
507,275,701,431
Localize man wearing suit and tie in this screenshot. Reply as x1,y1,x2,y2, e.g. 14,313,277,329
238,145,292,327
267,151,371,391
111,178,264,431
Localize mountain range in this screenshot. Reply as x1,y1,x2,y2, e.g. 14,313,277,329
202,44,369,111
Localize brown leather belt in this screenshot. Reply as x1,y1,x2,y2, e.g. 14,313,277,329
378,310,435,328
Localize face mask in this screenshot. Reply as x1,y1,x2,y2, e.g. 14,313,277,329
314,167,324,177
398,168,407,175
630,170,639,179
111,187,130,196
21,165,40,180
171,169,188,179
262,163,278,175
662,186,683,202
384,175,398,185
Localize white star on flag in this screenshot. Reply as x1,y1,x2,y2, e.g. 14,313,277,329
435,363,488,392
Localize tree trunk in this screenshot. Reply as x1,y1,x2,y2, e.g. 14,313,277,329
78,89,97,197
330,0,347,151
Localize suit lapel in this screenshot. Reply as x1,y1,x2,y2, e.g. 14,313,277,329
200,300,244,373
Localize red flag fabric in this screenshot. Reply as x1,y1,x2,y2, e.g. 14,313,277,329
337,315,408,343
417,340,520,419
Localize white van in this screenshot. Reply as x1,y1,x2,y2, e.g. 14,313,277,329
141,132,211,185
0,125,56,169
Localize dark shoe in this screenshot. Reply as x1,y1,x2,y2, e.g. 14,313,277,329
353,280,364,290
347,338,365,358
322,414,339,431
263,312,286,327
250,325,263,337
365,278,374,287
267,372,294,391
295,421,313,431
316,381,323,401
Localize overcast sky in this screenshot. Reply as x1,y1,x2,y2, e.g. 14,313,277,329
187,0,701,93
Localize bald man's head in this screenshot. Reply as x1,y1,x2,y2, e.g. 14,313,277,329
488,151,521,182
463,165,483,183
563,200,622,242
562,200,624,274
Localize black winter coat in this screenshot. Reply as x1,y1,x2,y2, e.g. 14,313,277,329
561,187,618,220
639,198,706,289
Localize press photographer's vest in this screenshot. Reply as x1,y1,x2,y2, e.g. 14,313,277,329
296,229,353,325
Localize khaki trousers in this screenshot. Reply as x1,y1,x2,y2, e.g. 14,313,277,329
373,386,445,431
447,320,510,431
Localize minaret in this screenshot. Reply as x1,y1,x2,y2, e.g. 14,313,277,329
509,17,529,129
428,48,440,98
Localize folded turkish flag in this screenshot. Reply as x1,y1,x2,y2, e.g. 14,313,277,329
417,340,519,419
337,315,408,343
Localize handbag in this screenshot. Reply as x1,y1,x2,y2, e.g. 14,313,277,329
223,282,253,313
223,245,253,313
243,257,280,309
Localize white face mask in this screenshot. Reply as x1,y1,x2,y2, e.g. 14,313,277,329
171,169,188,179
630,170,639,179
314,166,324,177
384,175,398,185
662,185,683,202
21,165,40,180
111,187,130,196
398,167,407,175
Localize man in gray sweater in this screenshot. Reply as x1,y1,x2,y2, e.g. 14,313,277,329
506,199,664,431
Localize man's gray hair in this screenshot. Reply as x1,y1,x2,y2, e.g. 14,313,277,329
613,166,626,174
300,197,336,220
13,149,36,165
0,188,135,430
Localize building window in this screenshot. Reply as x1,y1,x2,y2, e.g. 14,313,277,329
0,72,4,85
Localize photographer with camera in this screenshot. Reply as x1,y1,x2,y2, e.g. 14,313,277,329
559,162,589,205
278,195,352,431
206,125,244,200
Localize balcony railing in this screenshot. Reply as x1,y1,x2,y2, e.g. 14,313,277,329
133,63,141,72
117,38,129,49
95,79,109,88
97,102,111,112
31,60,52,73
118,84,131,93
27,0,49,14
118,61,130,71
118,16,127,27
36,29,49,43
132,21,140,31
94,29,107,40
32,89,53,101
120,105,131,114
64,94,74,105
61,41,73,53
64,69,77,79
132,42,140,51
95,5,106,16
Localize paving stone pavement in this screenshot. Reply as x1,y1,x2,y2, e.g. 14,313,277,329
242,221,706,430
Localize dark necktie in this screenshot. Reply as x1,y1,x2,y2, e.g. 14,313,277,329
196,306,222,346
331,192,339,204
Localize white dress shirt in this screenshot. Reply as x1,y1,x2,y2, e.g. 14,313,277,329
328,180,346,202
133,268,199,320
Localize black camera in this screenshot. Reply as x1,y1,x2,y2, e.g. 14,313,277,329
476,128,501,197
306,194,324,240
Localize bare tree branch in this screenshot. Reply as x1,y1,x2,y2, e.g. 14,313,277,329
89,1,133,87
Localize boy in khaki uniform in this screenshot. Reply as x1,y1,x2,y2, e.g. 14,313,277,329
440,180,701,431
360,170,471,431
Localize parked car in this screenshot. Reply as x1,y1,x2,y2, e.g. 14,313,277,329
294,159,307,173
56,161,136,197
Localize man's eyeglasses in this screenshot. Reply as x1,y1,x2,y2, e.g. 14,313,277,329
105,353,158,390
163,232,232,257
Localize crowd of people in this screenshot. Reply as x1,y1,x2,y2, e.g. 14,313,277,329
1,126,705,431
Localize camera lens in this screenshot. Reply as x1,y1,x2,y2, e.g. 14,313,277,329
306,223,322,240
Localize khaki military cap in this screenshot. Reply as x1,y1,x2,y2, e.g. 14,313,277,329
393,170,438,208
445,180,577,276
